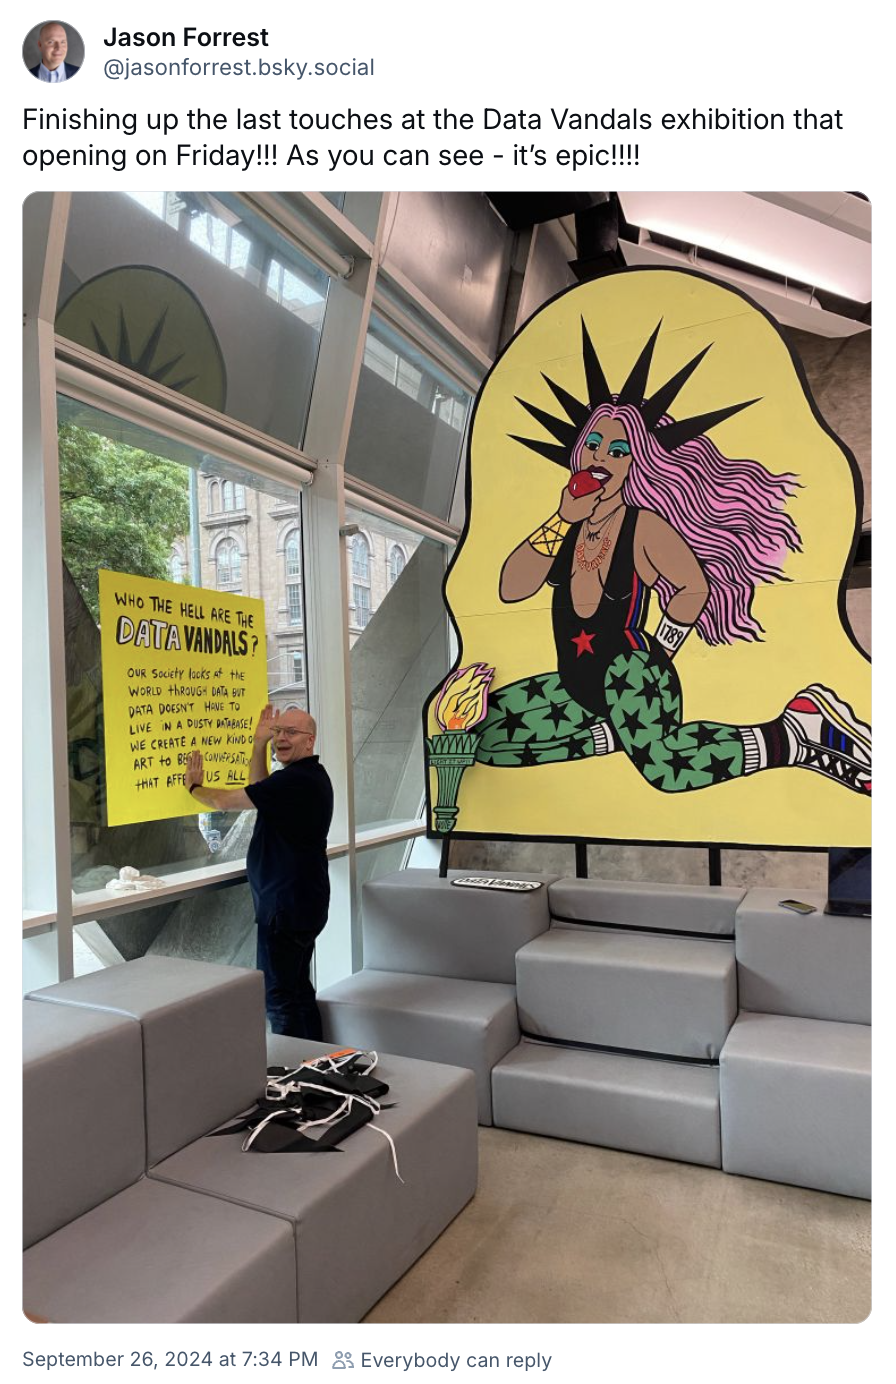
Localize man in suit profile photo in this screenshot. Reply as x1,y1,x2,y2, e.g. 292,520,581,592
29,22,80,81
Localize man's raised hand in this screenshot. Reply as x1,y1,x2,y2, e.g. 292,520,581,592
254,703,280,744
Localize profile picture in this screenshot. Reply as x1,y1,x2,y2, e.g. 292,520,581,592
23,19,84,80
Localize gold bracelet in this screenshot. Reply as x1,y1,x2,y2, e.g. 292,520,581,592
528,511,571,557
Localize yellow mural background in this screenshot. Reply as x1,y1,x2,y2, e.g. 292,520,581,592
99,569,267,827
430,269,870,847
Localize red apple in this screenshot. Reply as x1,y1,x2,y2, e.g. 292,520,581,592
568,470,604,498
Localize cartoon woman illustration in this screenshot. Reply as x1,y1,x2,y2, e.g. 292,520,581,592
473,321,871,796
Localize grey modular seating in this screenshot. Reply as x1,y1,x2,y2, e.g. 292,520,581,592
549,877,745,937
734,887,870,1024
492,1040,722,1168
720,889,871,1198
156,1035,477,1324
493,878,742,1167
515,928,737,1059
317,869,556,1124
23,955,478,1322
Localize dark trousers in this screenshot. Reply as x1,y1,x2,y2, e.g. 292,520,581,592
256,911,326,1041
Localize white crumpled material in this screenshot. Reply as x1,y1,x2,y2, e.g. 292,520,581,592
105,866,166,893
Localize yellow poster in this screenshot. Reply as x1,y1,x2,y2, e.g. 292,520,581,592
424,268,870,849
99,569,267,826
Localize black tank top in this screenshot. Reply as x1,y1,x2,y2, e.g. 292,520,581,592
548,506,652,717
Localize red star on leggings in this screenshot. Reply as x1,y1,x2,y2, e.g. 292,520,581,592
571,629,596,657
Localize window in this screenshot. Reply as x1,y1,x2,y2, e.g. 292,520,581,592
219,481,246,512
266,259,327,330
189,210,251,275
215,538,242,592
287,583,303,626
207,479,220,512
56,397,304,895
389,545,407,586
346,506,450,832
351,535,372,630
345,316,472,518
285,531,302,625
353,584,371,629
59,193,332,450
290,650,305,685
351,534,371,581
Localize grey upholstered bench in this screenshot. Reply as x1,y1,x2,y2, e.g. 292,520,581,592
23,955,479,1322
155,1036,477,1323
23,985,295,1323
317,869,555,1123
719,889,871,1198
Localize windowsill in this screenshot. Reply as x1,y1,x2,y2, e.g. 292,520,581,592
355,821,426,850
24,826,427,934
23,909,57,934
202,511,250,527
71,858,251,919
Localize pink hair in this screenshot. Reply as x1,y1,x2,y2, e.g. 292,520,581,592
576,401,802,645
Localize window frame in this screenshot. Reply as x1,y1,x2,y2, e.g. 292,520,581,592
25,189,479,991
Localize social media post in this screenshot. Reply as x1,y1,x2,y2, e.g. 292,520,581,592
12,0,874,188
10,0,889,1379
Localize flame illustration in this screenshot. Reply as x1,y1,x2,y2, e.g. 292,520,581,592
434,664,495,732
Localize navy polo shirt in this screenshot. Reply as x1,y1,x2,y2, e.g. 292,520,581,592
244,756,333,927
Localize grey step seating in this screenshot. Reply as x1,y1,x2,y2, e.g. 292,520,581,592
720,1012,870,1198
515,927,737,1059
549,877,745,937
23,955,479,1322
317,869,556,1125
493,881,738,1168
734,888,871,1024
718,889,872,1198
318,970,517,1126
493,1039,721,1167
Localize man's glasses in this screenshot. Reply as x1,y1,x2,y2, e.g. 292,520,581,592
274,728,313,739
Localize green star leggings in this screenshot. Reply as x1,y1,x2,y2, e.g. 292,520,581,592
475,650,746,793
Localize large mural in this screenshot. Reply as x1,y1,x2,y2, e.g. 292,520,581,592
424,268,870,848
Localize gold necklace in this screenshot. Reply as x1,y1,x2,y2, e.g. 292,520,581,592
575,507,622,573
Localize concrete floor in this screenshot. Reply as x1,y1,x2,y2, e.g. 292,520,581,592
366,1127,871,1324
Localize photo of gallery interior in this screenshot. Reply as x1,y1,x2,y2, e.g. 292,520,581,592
22,190,871,1324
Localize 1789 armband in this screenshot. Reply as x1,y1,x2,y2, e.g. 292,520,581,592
528,511,571,558
655,614,693,656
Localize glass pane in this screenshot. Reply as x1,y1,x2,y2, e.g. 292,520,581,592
58,193,330,449
75,880,259,969
287,581,303,626
380,192,513,358
347,507,450,831
356,839,410,920
58,396,308,894
345,317,472,519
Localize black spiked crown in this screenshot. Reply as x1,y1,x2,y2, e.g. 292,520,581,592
511,319,760,466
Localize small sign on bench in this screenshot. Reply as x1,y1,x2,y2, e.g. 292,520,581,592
451,877,543,893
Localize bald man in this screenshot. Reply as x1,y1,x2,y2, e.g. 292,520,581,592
30,22,80,81
185,704,333,1039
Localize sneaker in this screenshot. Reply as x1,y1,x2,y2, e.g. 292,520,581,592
782,684,871,795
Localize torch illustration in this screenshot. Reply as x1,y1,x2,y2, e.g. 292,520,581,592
425,663,495,833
